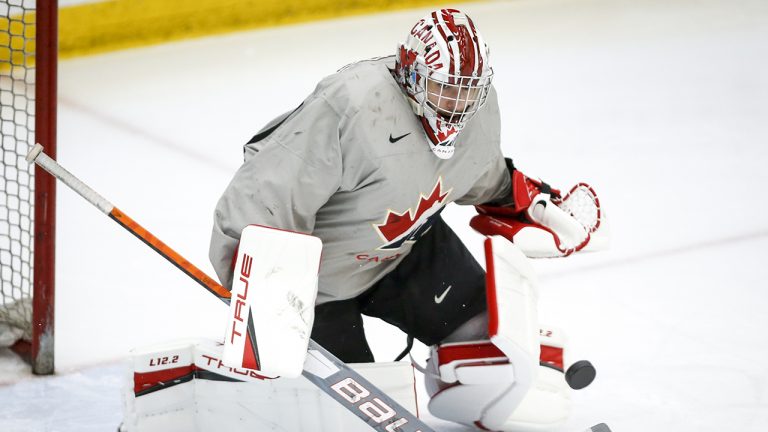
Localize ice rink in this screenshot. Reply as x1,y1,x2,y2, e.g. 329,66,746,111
2,0,767,430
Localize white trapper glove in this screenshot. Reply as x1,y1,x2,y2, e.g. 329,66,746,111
527,191,588,251
473,168,600,257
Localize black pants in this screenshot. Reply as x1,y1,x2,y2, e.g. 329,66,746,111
311,218,487,363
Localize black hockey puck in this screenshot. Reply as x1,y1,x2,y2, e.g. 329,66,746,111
565,360,596,390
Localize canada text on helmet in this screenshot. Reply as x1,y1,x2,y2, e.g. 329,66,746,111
394,9,494,128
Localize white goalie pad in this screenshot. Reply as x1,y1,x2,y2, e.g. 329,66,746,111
503,326,571,431
122,339,418,432
222,225,322,378
426,340,515,428
484,236,540,367
502,364,571,431
426,341,571,432
428,237,541,430
483,235,540,428
427,237,581,431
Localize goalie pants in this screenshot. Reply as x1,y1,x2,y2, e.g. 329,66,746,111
311,217,487,363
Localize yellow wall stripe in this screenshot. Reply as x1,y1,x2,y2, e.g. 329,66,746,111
0,9,36,73
59,0,483,59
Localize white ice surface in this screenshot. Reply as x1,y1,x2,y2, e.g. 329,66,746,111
2,0,768,430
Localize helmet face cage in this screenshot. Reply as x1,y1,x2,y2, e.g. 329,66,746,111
412,63,493,127
394,9,494,129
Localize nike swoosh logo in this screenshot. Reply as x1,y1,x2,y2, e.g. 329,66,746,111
389,132,411,143
434,285,452,304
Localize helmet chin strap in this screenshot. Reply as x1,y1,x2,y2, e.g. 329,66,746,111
406,96,423,116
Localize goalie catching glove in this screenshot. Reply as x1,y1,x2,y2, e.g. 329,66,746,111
472,162,606,257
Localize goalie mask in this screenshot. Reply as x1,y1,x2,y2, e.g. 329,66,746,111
394,9,493,159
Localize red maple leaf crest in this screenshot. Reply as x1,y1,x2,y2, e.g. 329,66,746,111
374,178,452,244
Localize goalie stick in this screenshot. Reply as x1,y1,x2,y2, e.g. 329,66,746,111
26,144,612,432
25,144,432,432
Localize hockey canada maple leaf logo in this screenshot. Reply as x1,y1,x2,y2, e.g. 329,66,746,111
373,178,452,250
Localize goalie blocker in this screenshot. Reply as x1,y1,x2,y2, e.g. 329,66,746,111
222,225,322,378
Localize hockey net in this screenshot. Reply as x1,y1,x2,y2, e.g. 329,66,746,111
0,0,56,374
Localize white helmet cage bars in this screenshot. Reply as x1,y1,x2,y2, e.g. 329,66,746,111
396,9,494,128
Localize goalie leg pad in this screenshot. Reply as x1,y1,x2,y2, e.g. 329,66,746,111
425,236,578,430
425,338,571,431
484,236,540,361
425,331,572,431
502,326,571,431
425,341,519,430
501,363,571,431
426,237,542,430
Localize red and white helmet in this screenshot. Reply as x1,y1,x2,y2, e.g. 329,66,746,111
394,9,493,128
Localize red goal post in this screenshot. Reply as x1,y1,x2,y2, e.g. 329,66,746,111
0,0,57,375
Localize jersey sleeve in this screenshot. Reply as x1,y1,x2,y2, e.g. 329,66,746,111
209,95,343,289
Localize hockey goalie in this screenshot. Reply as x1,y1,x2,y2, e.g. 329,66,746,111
193,185,607,432
124,8,610,432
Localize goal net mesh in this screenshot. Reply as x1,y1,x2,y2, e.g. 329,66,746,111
0,0,36,347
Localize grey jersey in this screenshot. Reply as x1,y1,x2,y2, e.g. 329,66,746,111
210,56,510,304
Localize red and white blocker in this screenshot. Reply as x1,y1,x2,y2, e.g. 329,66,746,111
222,225,323,378
425,237,571,431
